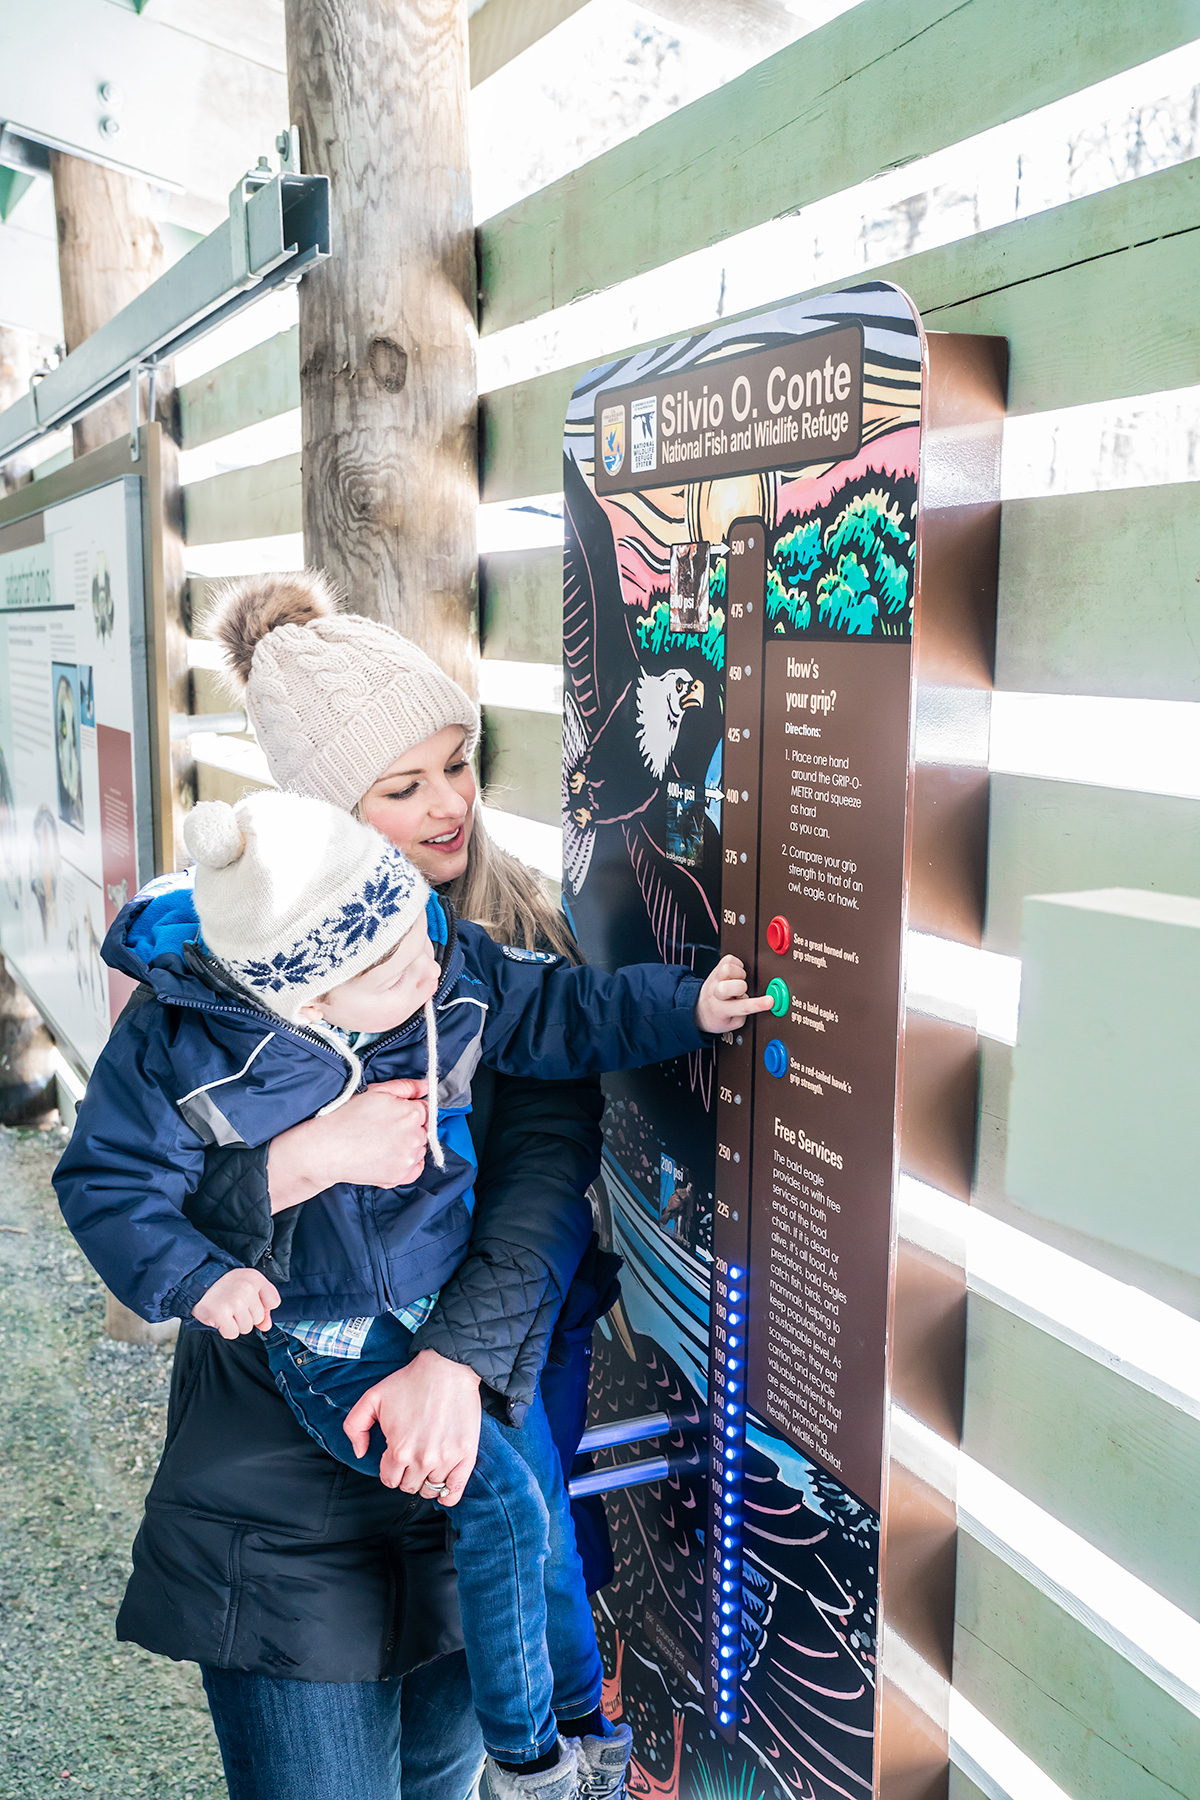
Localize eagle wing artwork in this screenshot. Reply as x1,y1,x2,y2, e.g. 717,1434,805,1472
561,449,725,995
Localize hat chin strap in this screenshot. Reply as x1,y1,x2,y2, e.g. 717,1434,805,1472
424,995,444,1169
273,990,444,1167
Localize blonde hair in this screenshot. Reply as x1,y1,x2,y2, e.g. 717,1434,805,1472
444,811,581,963
354,793,580,963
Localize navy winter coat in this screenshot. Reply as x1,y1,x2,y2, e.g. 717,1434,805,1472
54,874,706,1334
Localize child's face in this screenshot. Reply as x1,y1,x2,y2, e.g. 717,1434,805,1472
300,918,440,1035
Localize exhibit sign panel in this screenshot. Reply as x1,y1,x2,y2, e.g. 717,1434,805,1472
564,284,1004,1797
0,473,156,1072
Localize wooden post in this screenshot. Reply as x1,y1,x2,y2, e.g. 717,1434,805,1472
50,154,171,457
49,151,185,1345
283,0,479,692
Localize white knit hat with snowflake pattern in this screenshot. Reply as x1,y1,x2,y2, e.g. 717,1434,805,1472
184,793,442,1158
203,570,480,811
184,791,430,1015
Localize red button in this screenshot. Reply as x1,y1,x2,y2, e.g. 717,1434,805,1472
767,915,791,956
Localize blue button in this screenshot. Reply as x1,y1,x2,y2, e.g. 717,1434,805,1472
763,1038,788,1077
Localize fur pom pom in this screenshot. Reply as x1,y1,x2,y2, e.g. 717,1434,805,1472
201,569,341,686
184,802,246,870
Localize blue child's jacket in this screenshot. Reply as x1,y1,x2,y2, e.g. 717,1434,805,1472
54,874,706,1326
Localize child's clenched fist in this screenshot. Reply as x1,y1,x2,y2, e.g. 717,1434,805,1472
193,1267,281,1339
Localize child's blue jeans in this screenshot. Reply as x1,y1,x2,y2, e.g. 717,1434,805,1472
261,1315,603,1766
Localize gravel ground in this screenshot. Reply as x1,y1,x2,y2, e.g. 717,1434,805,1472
0,1123,226,1799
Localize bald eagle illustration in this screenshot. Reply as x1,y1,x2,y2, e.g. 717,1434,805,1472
561,454,721,1008
567,666,704,829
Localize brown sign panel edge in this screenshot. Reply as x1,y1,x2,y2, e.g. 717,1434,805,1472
877,326,1007,1799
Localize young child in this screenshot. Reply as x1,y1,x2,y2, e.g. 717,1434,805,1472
55,790,770,1800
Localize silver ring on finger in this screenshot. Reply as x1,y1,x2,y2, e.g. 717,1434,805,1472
422,1478,450,1495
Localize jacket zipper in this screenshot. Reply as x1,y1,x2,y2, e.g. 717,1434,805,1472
137,916,465,1316
356,911,462,1309
174,944,352,1067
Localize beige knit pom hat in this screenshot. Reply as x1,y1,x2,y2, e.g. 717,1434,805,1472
204,570,480,811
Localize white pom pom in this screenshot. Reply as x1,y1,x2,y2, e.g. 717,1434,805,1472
184,802,246,869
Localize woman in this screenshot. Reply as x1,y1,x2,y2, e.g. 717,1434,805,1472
118,572,614,1800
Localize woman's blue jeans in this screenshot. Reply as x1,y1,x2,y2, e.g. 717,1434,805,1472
262,1317,603,1764
201,1651,482,1800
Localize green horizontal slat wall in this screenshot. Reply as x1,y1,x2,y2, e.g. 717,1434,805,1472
483,484,1200,701
955,1538,1200,1800
964,1294,1200,1621
183,451,301,545
479,0,1200,334
948,1772,991,1800
480,547,563,664
479,161,1200,847
482,158,1200,502
481,708,562,824
178,326,300,451
996,486,1200,701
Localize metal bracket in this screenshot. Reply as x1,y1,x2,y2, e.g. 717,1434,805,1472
169,710,247,740
128,360,158,460
577,1411,670,1454
0,159,330,464
275,125,301,175
568,1455,671,1500
128,361,142,459
566,1411,674,1498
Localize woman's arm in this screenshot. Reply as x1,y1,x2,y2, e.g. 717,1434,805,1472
184,1067,605,1415
184,1080,431,1283
265,1078,431,1209
407,1067,603,1419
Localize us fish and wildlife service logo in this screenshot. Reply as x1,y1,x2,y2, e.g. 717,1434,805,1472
600,404,625,478
631,394,657,474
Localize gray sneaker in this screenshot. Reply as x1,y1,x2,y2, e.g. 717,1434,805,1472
570,1722,634,1799
478,1738,579,1800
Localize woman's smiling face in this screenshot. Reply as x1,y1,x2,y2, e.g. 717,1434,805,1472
359,725,477,885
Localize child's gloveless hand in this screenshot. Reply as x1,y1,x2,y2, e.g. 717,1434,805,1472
695,954,775,1035
192,1266,281,1338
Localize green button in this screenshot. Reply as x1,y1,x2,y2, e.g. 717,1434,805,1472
766,978,789,1017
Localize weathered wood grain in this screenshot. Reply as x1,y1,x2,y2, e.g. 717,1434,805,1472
179,327,300,451
954,1537,1200,1800
479,0,1200,333
964,1294,1200,1623
285,0,478,691
50,150,172,458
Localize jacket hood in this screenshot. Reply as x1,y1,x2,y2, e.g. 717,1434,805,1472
103,873,207,998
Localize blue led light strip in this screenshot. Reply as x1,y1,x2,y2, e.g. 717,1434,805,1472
708,1259,748,1733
